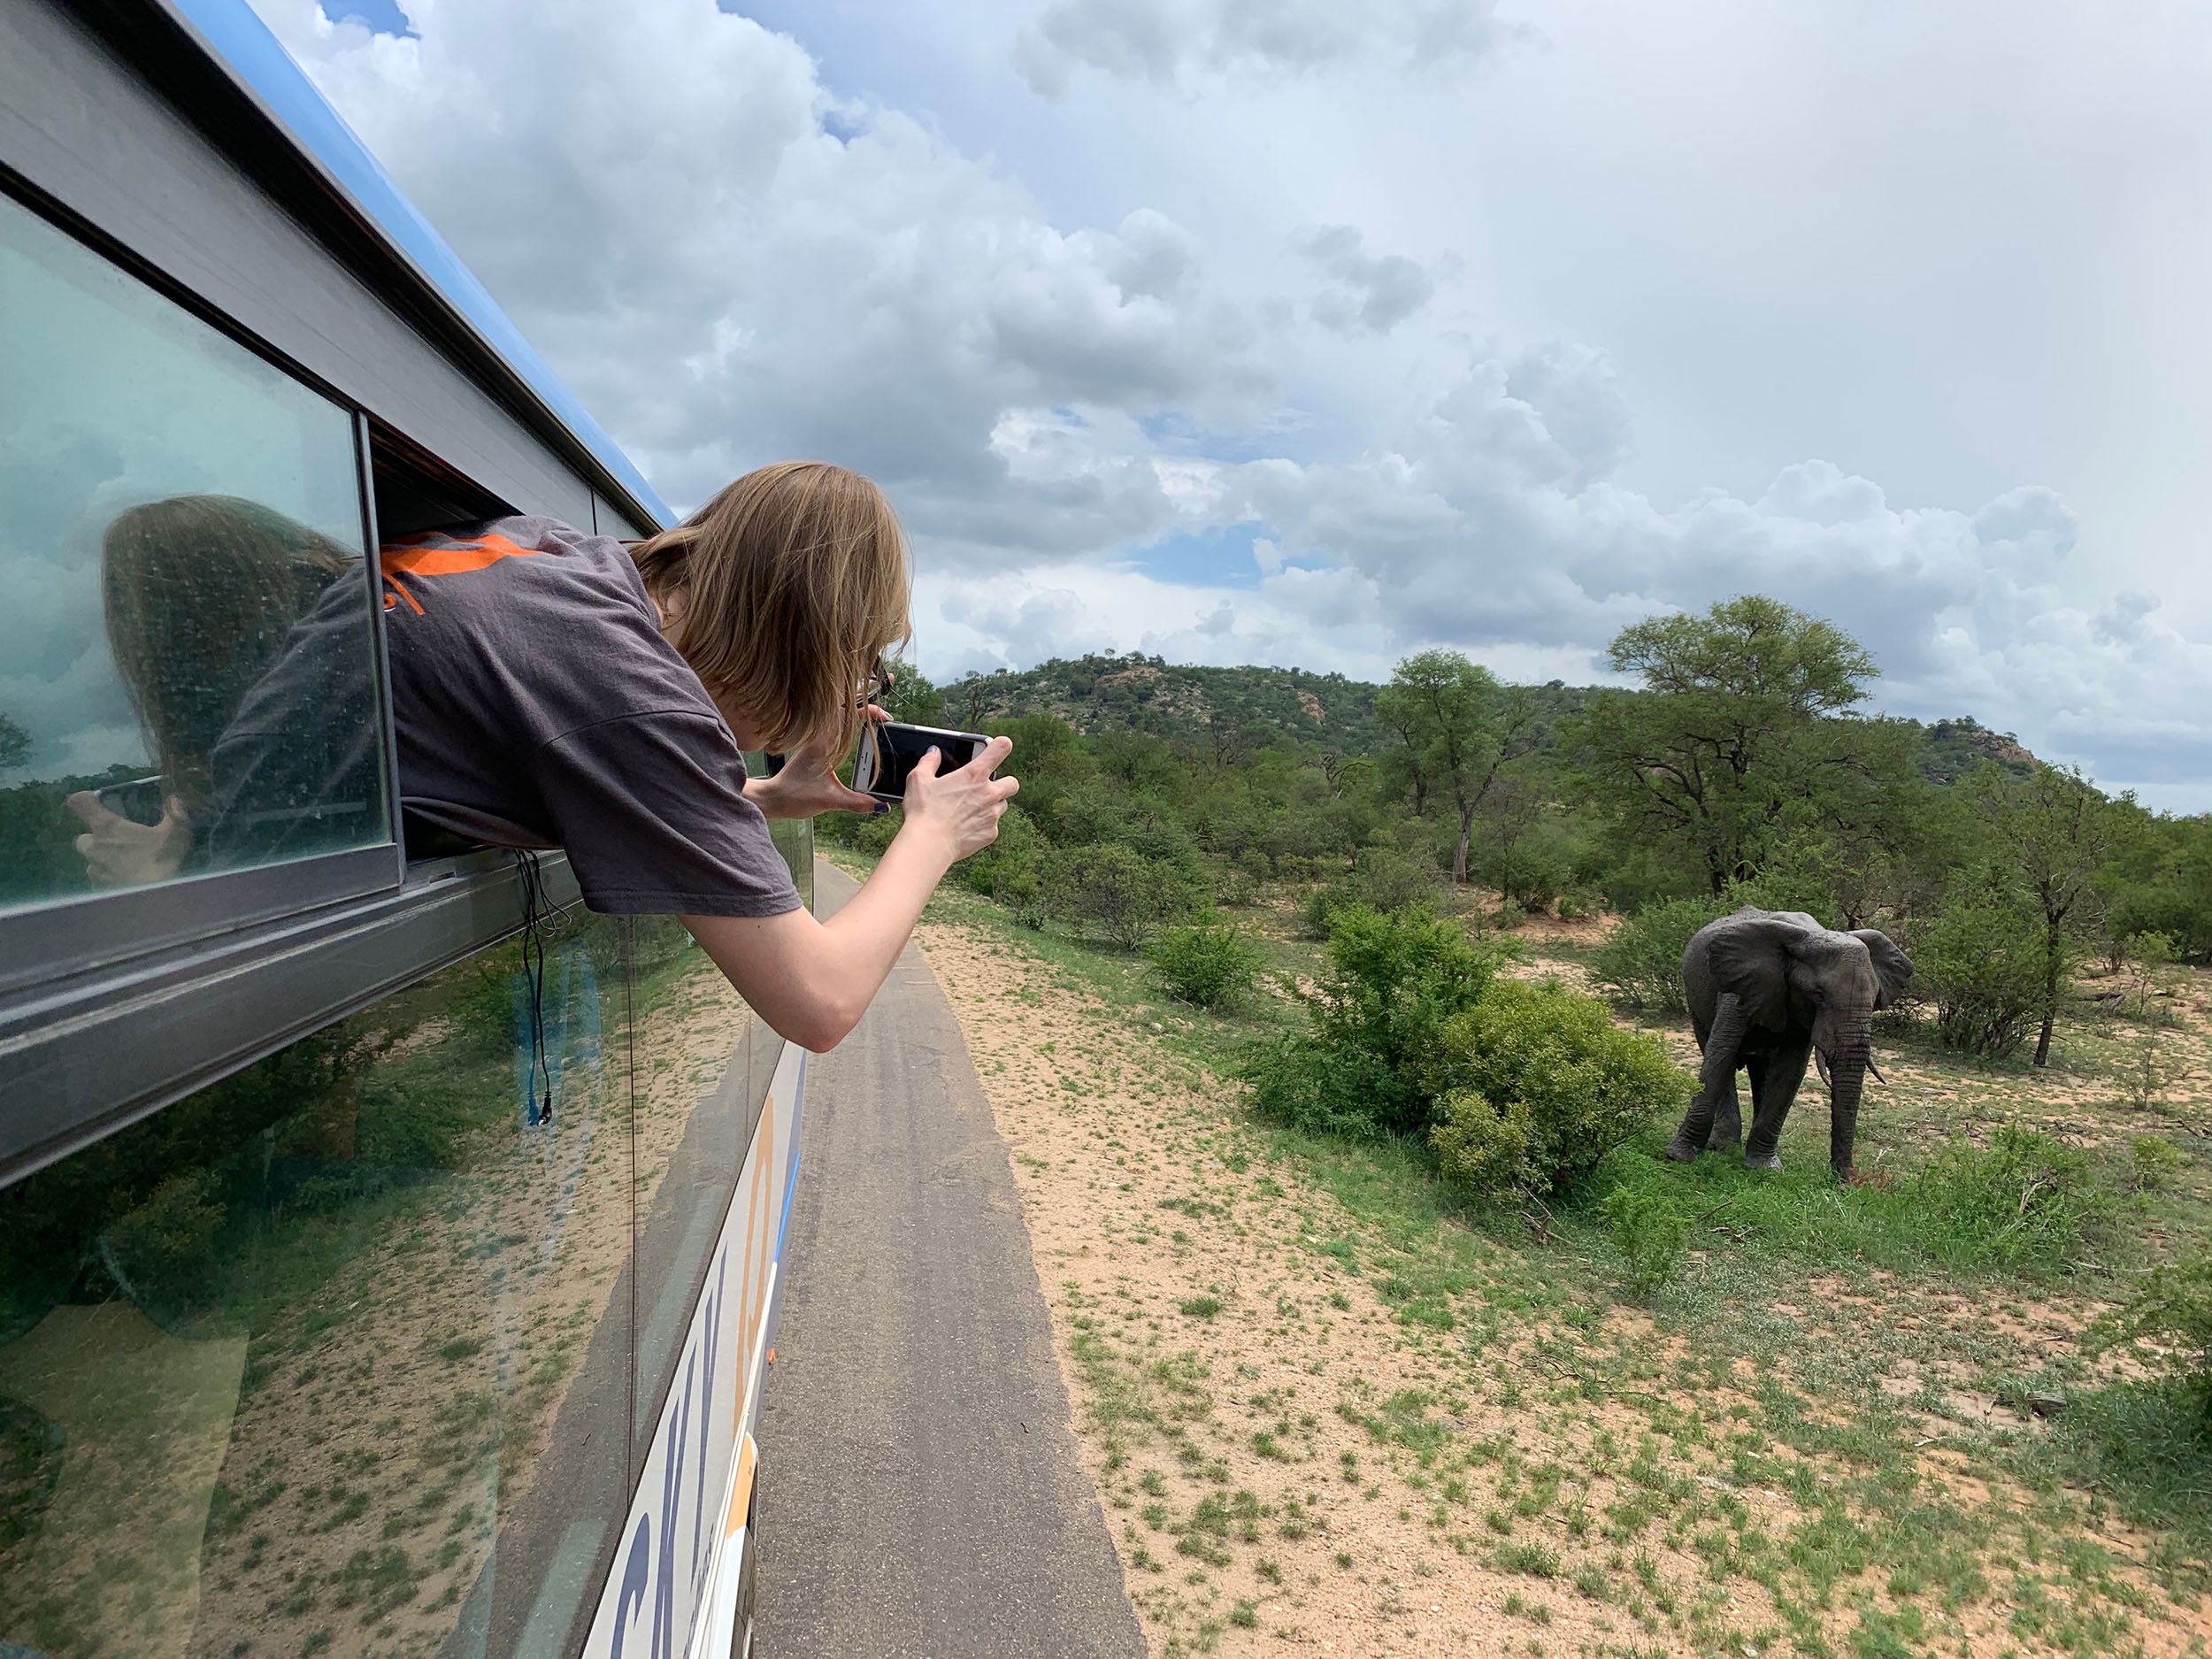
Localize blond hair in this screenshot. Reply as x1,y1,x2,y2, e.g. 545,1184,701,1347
103,495,353,815
630,462,910,762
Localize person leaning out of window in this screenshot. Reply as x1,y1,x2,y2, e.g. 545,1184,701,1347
379,460,1014,1049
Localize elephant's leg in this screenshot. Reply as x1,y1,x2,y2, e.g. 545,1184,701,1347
1705,1070,1743,1152
1669,994,1747,1162
1743,1030,1812,1172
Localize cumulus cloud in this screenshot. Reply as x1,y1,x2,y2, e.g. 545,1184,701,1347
1013,0,1515,96
980,352,2212,794
1298,227,1436,335
252,0,2212,806
253,0,1265,539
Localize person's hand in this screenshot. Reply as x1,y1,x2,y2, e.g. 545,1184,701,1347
743,709,886,821
65,790,191,886
900,735,1018,863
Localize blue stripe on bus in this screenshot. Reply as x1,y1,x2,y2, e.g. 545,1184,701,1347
773,1049,807,1263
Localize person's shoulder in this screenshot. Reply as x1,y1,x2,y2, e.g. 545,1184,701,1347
384,514,649,611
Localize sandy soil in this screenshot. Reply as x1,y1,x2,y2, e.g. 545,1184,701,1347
915,915,2208,1659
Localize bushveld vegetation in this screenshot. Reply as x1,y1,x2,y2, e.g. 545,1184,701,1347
830,592,2211,1650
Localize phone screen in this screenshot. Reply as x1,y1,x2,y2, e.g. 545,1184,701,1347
851,722,989,803
96,774,166,826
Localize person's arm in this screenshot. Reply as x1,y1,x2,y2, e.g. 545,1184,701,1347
682,734,1016,1050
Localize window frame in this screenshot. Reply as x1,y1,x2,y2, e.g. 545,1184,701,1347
0,185,409,987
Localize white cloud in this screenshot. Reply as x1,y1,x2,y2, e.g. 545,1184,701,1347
252,0,2212,809
1012,0,1516,96
1299,226,1437,336
254,0,1266,534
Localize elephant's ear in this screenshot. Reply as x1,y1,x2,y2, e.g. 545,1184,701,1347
1851,929,1914,1009
1705,917,1806,1033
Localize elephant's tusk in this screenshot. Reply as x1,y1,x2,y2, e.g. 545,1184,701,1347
1867,1056,1886,1084
1814,1049,1831,1087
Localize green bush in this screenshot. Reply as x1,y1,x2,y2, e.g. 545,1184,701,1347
2091,1246,2212,1421
1150,921,1264,1010
1243,904,1505,1140
1054,841,1199,949
957,803,1044,905
1911,1124,2115,1276
1428,979,1691,1195
1601,1186,1690,1298
1301,847,1440,938
2131,1133,2187,1194
1917,886,2047,1058
1588,897,1728,1011
838,805,902,856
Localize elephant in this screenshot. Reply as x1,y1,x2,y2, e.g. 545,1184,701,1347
1664,907,1913,1179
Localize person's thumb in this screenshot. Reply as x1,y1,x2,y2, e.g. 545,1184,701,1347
64,789,119,830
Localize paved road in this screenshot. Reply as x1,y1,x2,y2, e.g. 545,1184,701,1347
753,863,1144,1659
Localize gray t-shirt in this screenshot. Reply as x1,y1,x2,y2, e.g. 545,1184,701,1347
379,515,800,918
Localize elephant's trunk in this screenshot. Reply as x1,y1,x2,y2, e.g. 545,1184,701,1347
1825,1013,1873,1179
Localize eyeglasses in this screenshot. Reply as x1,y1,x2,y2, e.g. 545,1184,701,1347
860,657,893,709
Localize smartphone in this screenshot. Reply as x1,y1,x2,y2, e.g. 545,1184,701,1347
851,721,993,804
96,774,165,826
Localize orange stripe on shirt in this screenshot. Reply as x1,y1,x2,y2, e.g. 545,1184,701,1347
380,531,543,579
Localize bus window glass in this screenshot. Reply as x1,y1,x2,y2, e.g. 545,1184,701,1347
626,810,806,1457
0,193,389,913
0,909,634,1659
623,916,776,1463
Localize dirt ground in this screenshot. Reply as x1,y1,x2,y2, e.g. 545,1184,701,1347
915,911,2210,1659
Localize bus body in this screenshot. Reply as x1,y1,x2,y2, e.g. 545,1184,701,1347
0,2,797,1655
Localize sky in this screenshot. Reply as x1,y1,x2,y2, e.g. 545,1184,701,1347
251,0,2212,810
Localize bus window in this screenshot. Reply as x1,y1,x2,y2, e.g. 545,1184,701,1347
0,191,389,913
0,908,637,1659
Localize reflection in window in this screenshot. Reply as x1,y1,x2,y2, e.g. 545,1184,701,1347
0,904,766,1659
0,192,389,911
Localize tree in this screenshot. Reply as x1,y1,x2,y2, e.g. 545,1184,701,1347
1565,595,1909,895
0,711,27,772
878,663,947,726
1374,649,1536,884
1970,763,2111,1066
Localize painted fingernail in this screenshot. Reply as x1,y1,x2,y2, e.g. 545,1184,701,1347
873,803,889,815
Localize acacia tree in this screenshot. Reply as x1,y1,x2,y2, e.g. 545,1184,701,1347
1374,649,1536,884
1565,595,1910,895
1970,763,2111,1067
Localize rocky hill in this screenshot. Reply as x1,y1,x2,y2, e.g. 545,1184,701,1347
926,654,2037,781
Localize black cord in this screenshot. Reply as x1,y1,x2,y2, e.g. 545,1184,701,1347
515,850,554,1125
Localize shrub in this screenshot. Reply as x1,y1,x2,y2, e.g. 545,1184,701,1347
957,803,1043,902
1494,1541,1561,1578
831,805,901,856
1243,904,1506,1140
2089,1246,2212,1422
1301,847,1440,938
1589,897,1728,1012
2131,1134,2187,1194
1213,864,1261,908
1601,1187,1689,1298
1917,887,2048,1058
1150,921,1264,1010
1055,841,1198,949
1428,979,1691,1194
1911,1124,2115,1276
